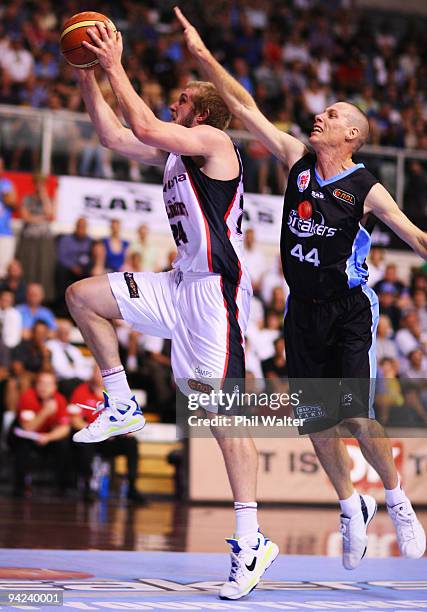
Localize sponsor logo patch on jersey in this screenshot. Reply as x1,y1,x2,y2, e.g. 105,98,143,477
333,188,355,205
311,190,324,199
188,379,214,394
297,169,311,192
287,209,337,238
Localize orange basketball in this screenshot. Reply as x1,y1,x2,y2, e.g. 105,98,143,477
60,11,116,69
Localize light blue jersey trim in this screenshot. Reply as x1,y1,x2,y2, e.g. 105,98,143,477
315,163,365,187
362,285,379,419
345,223,371,289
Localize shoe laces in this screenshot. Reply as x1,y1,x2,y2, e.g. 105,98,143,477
390,503,415,540
77,398,133,431
228,538,259,582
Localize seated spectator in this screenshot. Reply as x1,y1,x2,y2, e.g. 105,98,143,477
16,174,56,303
377,282,401,332
10,320,52,403
367,246,386,288
89,240,107,277
405,348,427,379
56,217,92,297
8,371,71,497
262,335,287,376
0,259,26,305
375,263,405,297
376,357,427,428
0,156,18,277
395,310,427,360
250,310,282,362
103,219,129,272
0,289,22,349
127,224,158,272
267,286,287,318
69,367,146,503
412,288,427,332
16,283,57,339
46,320,92,398
376,314,398,363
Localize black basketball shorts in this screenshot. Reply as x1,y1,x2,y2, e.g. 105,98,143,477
283,285,379,434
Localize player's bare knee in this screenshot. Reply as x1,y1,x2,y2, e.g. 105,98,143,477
65,280,91,313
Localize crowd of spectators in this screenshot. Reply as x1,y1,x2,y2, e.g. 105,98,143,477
0,0,427,192
1,0,427,499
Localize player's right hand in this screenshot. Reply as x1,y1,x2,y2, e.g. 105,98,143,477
174,7,208,58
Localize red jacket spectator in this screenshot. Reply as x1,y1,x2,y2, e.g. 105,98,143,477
18,377,69,433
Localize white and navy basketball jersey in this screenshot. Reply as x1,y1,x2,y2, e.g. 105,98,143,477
162,147,251,292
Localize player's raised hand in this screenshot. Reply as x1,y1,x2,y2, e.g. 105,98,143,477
174,7,209,58
82,21,123,73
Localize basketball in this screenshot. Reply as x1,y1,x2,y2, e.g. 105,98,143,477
60,11,116,69
298,200,312,220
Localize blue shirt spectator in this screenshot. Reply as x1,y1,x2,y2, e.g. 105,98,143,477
16,283,57,338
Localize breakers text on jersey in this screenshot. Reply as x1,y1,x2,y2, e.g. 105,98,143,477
287,209,338,238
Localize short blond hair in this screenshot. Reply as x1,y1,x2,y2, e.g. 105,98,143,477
187,81,232,131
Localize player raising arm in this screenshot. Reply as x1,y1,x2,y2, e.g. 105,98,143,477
67,20,279,601
175,6,427,570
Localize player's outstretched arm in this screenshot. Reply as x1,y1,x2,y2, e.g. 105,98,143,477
83,23,229,158
76,69,166,166
365,183,427,259
174,6,307,169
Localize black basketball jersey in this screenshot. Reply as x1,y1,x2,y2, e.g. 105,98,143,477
281,153,379,300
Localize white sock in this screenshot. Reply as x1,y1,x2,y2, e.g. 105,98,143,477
101,366,132,400
385,479,406,507
339,490,361,517
234,501,259,544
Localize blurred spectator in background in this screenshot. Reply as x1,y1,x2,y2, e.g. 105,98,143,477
127,224,157,272
0,35,34,102
375,263,405,296
262,336,287,379
243,228,267,294
69,366,146,503
16,283,57,339
395,310,427,364
16,174,56,303
377,282,401,331
10,320,52,405
0,289,22,353
376,357,427,428
0,259,26,305
405,348,427,379
89,239,107,277
412,288,427,331
0,156,18,277
46,319,92,398
56,217,92,298
367,246,386,287
103,219,129,272
8,371,71,497
376,314,398,363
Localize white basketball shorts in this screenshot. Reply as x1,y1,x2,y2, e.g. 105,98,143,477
108,269,250,397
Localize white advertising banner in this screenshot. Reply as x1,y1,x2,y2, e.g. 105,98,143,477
189,435,427,504
56,175,283,243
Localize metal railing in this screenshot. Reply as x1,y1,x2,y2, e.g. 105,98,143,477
1,104,427,208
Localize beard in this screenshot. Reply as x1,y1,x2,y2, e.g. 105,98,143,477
180,108,197,128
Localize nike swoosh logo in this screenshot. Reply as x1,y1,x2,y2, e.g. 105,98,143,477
245,557,257,572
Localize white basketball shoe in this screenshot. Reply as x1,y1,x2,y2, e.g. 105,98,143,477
340,494,377,570
219,531,279,600
388,498,426,559
73,392,145,443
